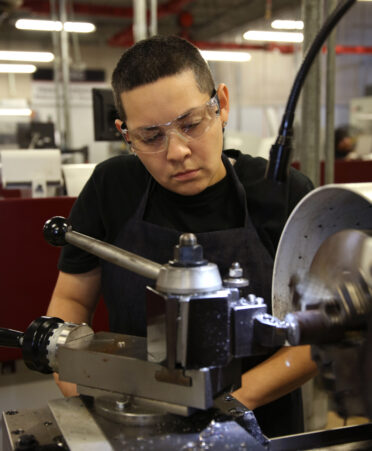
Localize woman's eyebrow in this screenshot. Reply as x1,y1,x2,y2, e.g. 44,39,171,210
142,124,162,131
176,107,196,121
139,105,198,131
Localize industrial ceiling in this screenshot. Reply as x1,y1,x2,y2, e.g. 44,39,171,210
0,0,301,49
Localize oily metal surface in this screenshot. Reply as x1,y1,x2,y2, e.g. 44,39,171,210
2,405,66,451
48,396,267,450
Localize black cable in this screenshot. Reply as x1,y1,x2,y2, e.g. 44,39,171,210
265,0,357,182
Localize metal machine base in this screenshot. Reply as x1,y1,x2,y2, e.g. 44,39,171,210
3,396,372,450
2,395,267,451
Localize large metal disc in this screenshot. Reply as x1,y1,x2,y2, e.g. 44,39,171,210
272,183,372,319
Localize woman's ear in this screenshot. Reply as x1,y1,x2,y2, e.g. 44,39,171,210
115,119,124,135
217,83,229,125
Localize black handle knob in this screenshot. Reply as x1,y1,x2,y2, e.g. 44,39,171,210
43,216,71,246
0,327,23,348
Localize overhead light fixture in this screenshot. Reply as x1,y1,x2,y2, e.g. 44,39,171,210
243,30,304,43
16,19,62,31
15,19,96,33
0,51,54,62
64,21,96,33
200,50,251,62
0,108,32,116
0,64,36,73
271,20,304,30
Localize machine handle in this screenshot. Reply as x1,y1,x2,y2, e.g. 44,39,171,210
43,216,162,281
0,327,23,348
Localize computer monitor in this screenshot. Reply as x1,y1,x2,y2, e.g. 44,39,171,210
16,122,56,149
92,88,121,141
16,123,31,148
30,122,56,148
0,149,62,197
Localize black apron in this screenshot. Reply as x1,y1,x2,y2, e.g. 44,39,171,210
101,154,303,437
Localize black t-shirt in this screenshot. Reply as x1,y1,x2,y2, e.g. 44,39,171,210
58,149,313,273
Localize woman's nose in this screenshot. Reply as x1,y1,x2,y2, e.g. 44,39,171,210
166,130,192,161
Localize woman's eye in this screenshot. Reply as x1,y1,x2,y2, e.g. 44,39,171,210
141,133,163,144
182,121,201,132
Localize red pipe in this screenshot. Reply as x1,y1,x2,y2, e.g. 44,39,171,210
335,45,372,54
21,0,194,19
21,0,132,17
108,27,134,48
322,45,372,54
158,0,195,18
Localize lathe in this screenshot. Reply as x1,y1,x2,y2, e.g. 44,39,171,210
0,183,371,450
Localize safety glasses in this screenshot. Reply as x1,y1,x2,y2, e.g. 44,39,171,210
120,90,220,154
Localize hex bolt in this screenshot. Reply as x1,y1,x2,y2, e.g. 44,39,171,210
179,233,197,246
224,262,249,289
248,294,257,304
229,262,243,278
172,233,207,267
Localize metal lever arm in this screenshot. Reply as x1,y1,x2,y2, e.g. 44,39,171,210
43,216,162,280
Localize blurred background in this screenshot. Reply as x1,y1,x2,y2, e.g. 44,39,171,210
0,0,370,173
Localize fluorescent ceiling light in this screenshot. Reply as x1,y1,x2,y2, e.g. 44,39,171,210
0,64,36,73
0,51,54,62
15,19,95,33
200,50,251,62
64,21,96,33
0,108,32,116
16,19,62,31
271,20,304,30
243,30,303,43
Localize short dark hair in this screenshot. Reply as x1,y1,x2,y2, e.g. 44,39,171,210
111,35,215,121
